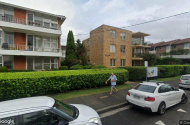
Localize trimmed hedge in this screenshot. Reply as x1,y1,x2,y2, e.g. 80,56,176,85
91,65,107,69
119,66,146,81
0,66,8,72
0,69,128,101
59,66,68,70
70,64,83,70
83,65,95,69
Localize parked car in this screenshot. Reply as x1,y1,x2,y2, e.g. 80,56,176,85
179,75,190,89
0,96,102,125
126,82,188,115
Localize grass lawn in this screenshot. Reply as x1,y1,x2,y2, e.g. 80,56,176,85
154,75,181,82
49,84,133,101
50,75,181,101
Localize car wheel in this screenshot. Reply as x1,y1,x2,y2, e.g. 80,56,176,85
158,102,166,115
181,94,188,104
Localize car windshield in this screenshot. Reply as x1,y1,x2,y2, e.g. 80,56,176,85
53,100,76,118
134,84,156,93
181,76,190,80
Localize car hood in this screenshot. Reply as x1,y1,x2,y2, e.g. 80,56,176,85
70,104,100,123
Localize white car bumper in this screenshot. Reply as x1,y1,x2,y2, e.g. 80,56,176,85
179,83,190,88
126,95,158,112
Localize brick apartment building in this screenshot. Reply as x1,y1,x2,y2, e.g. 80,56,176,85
0,1,65,70
149,38,190,63
82,24,150,67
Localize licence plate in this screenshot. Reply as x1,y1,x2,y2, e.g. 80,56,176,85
133,94,140,99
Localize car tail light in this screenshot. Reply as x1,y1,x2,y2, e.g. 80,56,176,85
179,79,182,83
144,97,155,102
127,91,130,96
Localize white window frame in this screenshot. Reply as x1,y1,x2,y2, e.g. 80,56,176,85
110,30,116,38
110,44,116,53
120,32,126,40
0,55,3,66
184,43,190,49
120,59,126,66
120,45,125,53
166,45,171,52
110,59,116,66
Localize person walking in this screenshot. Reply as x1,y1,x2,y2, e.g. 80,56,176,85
105,72,118,95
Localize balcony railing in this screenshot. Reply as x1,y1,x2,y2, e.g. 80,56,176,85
0,16,61,30
132,53,143,58
0,43,61,53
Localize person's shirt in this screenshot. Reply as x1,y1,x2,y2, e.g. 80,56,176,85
109,75,117,85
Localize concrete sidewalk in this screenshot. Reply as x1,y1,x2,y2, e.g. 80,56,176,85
62,82,138,113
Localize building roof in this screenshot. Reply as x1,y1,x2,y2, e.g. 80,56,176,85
0,1,66,24
149,38,190,47
132,32,150,38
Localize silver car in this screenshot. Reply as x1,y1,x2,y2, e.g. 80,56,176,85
179,75,190,89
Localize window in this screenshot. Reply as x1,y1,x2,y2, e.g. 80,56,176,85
44,57,50,70
23,110,66,125
134,84,156,93
110,30,116,38
44,22,50,28
51,58,58,69
184,43,190,49
51,23,58,28
172,45,176,49
35,36,43,51
87,51,90,56
4,56,14,69
120,59,125,66
27,14,33,25
5,32,14,46
0,116,16,125
87,40,90,46
110,59,116,66
35,57,42,70
120,32,125,40
4,14,13,22
43,37,51,51
0,56,2,66
51,38,58,52
110,44,116,53
27,57,33,70
0,31,2,44
166,45,171,52
158,85,174,93
87,60,90,64
120,45,125,53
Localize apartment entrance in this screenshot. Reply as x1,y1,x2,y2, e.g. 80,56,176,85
27,35,33,51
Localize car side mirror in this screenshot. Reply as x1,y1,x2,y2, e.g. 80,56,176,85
174,88,179,91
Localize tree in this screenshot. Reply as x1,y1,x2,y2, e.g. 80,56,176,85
141,53,158,66
76,39,86,65
63,30,78,68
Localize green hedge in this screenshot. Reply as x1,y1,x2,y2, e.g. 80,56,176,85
91,65,107,69
156,65,184,78
0,66,8,72
70,64,83,70
119,66,146,81
0,69,128,101
59,66,68,70
83,65,95,69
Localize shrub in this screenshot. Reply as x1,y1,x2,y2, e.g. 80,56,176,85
0,69,128,101
0,66,8,72
59,66,68,70
183,65,190,74
70,64,83,70
83,64,95,69
119,66,146,81
8,69,34,72
91,65,107,69
157,65,184,78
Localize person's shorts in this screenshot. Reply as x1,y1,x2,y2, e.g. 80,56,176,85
111,85,116,88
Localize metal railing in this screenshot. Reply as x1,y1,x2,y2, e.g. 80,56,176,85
0,43,61,53
0,16,61,30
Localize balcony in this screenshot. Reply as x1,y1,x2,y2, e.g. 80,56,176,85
0,43,62,57
149,50,156,54
0,16,61,36
132,43,151,48
132,53,143,60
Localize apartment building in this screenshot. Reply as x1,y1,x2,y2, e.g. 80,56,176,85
61,45,66,60
0,1,66,70
149,38,190,57
83,24,133,68
132,32,150,66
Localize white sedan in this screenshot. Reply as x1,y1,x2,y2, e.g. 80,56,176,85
126,82,188,115
0,96,102,125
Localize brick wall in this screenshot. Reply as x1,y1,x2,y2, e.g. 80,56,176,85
14,32,26,50
156,46,166,56
14,8,26,24
14,56,26,70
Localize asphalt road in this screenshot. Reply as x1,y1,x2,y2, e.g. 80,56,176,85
101,80,190,125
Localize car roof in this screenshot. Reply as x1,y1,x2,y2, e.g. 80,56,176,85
0,96,55,117
141,82,165,87
182,74,190,76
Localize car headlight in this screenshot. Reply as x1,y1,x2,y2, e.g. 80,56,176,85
88,117,102,125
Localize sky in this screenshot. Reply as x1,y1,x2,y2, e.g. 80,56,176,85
1,0,190,45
